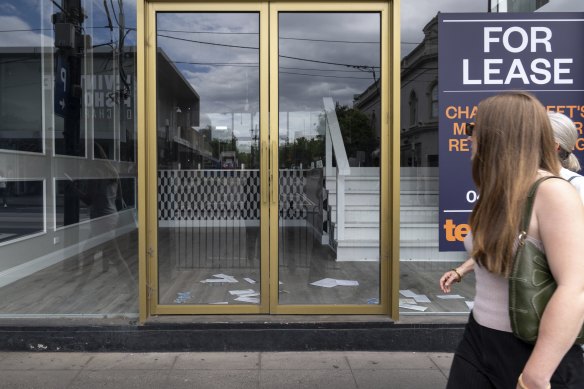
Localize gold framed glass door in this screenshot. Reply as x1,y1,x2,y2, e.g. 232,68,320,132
144,1,391,316
146,2,269,314
269,2,389,314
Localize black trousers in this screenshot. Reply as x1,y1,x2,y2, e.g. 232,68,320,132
447,313,584,389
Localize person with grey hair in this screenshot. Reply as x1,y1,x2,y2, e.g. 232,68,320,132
549,111,584,203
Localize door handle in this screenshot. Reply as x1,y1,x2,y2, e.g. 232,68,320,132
262,141,268,205
270,140,277,206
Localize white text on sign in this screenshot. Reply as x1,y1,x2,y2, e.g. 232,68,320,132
463,26,573,85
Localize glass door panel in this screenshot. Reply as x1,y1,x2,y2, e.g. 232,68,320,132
155,11,262,307
148,2,388,315
276,12,382,305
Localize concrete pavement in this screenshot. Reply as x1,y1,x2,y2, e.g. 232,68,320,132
0,351,454,388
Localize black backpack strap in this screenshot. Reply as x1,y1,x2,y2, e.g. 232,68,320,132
519,176,564,236
568,175,581,183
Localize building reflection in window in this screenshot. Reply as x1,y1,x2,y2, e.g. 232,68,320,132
0,0,139,316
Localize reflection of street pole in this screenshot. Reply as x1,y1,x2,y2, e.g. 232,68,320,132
250,123,259,168
53,0,86,225
231,112,235,145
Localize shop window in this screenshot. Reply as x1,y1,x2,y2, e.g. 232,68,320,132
0,179,45,245
0,0,138,317
0,53,43,153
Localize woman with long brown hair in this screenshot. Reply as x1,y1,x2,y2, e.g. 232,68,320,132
440,111,584,290
445,92,584,389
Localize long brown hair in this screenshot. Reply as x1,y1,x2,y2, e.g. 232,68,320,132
470,92,560,276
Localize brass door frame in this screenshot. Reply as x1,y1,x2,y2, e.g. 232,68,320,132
142,1,270,316
137,0,400,320
268,1,392,315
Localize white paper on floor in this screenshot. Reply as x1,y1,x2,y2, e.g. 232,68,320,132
234,296,260,303
465,301,474,309
209,302,228,305
412,294,431,303
400,290,430,303
229,289,256,296
399,303,427,312
200,274,238,283
340,279,359,286
399,289,418,298
437,294,465,299
310,278,359,288
243,278,256,284
310,278,337,288
232,293,260,300
399,298,416,304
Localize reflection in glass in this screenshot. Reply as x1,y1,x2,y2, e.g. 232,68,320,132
0,0,139,316
156,12,261,305
399,1,584,315
0,179,44,244
52,0,86,157
0,1,45,154
399,2,480,316
85,51,136,161
278,13,381,305
0,53,43,153
55,177,135,228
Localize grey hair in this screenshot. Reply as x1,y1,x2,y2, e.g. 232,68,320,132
548,111,581,172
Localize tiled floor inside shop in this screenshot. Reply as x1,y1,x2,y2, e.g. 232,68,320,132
0,228,475,315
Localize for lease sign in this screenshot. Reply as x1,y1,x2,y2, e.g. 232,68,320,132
438,12,584,251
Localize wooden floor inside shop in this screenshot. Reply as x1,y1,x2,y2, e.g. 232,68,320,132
0,231,139,316
156,226,381,306
0,228,475,315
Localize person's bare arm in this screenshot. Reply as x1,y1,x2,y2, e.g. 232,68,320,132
439,258,476,293
519,179,584,389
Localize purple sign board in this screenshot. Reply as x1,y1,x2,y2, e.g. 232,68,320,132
438,12,584,251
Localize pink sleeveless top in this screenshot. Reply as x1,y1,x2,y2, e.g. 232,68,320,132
464,233,545,333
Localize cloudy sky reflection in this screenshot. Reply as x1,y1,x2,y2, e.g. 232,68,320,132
278,13,380,110
0,0,582,144
157,13,259,117
157,11,380,141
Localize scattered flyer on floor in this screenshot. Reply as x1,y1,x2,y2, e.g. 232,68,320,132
310,278,359,288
